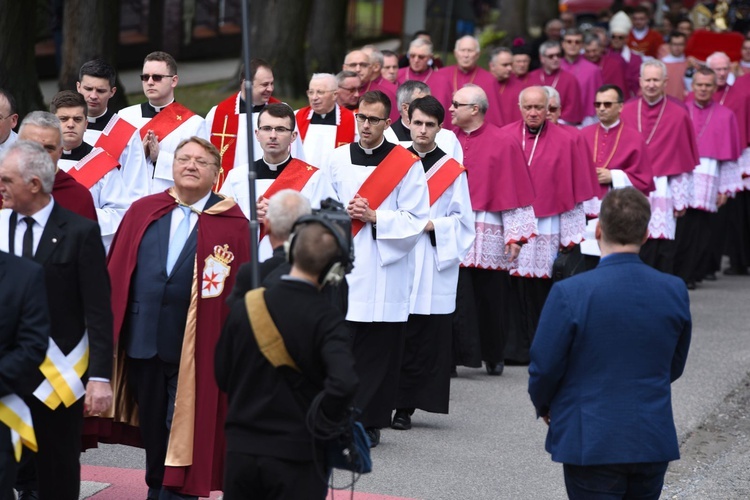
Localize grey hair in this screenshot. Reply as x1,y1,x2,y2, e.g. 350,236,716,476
361,45,384,67
267,189,312,240
310,73,337,89
543,86,561,106
539,40,561,57
519,86,549,107
0,140,56,193
462,83,489,115
706,51,730,67
409,38,433,54
584,33,602,46
19,111,63,148
396,80,430,108
454,35,480,52
335,70,359,86
640,59,667,79
490,47,513,60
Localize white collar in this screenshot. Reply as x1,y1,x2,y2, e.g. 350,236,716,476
263,154,291,171
600,119,620,131
87,109,109,122
20,196,55,227
632,27,649,40
413,144,438,158
358,137,385,155
149,99,175,112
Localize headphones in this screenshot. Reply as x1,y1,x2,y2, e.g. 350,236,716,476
284,214,354,285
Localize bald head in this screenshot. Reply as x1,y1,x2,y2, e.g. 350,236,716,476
706,51,731,86
343,50,372,82
449,84,487,132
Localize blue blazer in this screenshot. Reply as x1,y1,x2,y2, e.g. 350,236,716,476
528,253,691,466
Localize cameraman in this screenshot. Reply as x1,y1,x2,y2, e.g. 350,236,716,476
215,218,358,499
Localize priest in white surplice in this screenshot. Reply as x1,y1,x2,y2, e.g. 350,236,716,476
325,90,429,446
294,73,358,168
118,51,209,194
219,103,335,262
391,95,474,432
384,80,463,162
205,58,304,192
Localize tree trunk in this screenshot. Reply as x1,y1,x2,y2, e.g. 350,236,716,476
247,0,314,98
58,0,129,111
0,1,46,119
497,0,528,42
305,0,350,75
527,0,559,36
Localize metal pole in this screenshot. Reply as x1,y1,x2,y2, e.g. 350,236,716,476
240,0,260,289
442,0,454,65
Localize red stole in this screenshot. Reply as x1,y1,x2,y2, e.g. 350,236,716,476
351,146,418,236
139,102,196,141
94,115,137,161
427,156,465,206
209,94,240,190
295,105,356,147
66,147,120,189
259,159,319,239
52,170,97,221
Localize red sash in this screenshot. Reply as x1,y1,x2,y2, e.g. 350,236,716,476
94,115,137,161
427,156,465,206
351,146,418,236
139,102,196,141
209,94,240,191
296,106,357,147
259,158,319,239
66,147,120,189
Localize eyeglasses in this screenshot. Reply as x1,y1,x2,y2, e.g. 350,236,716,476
338,85,358,93
547,106,560,112
543,53,561,59
345,62,370,69
611,35,627,40
521,104,546,111
564,39,582,44
451,101,475,108
594,101,622,109
355,113,386,125
258,125,293,134
409,54,429,60
306,89,335,97
175,155,216,168
0,114,15,121
140,74,175,82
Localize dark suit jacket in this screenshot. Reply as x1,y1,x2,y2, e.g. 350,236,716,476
528,253,691,466
0,251,50,401
8,203,113,381
226,246,287,307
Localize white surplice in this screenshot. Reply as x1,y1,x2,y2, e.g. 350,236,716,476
294,104,358,168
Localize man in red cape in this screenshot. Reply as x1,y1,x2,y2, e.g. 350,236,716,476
84,137,250,499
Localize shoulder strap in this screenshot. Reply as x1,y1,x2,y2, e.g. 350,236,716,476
245,288,300,372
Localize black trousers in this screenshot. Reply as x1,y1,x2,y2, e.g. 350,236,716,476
563,461,669,500
509,276,553,364
15,397,83,500
674,208,713,283
639,238,676,275
0,425,17,500
396,313,452,414
349,321,406,428
127,357,197,500
726,190,750,271
223,451,327,500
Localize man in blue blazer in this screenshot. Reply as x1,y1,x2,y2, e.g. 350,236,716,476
528,187,692,500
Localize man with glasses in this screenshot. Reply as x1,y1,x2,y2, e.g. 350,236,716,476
397,38,437,86
561,29,603,126
344,48,399,123
294,73,358,167
584,33,628,99
220,103,335,261
119,51,208,194
335,70,362,112
450,84,536,376
325,90,429,447
609,11,642,99
102,136,250,500
0,89,18,156
206,59,304,192
621,60,699,275
528,41,584,125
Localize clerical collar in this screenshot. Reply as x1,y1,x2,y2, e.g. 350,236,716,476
742,61,750,69
526,121,545,135
692,100,712,110
644,95,664,107
358,137,385,155
88,109,109,123
263,154,291,171
310,110,336,125
62,141,93,161
600,119,620,132
412,144,438,158
252,102,266,113
149,99,174,113
632,27,648,40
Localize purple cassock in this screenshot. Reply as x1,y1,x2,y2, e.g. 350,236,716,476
361,75,400,122
561,56,604,119
581,120,655,198
621,97,699,177
430,65,504,130
455,121,535,212
527,68,584,125
396,66,438,86
687,100,742,161
594,52,628,99
558,123,601,201
494,75,525,126
609,48,642,99
502,120,594,217
710,79,750,148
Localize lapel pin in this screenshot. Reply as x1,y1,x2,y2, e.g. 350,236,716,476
52,238,58,243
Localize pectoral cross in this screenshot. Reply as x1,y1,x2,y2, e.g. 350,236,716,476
211,115,237,161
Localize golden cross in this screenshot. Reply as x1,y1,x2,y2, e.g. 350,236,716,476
211,115,238,160
176,115,182,121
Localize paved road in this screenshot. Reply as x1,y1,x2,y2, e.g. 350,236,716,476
80,271,750,499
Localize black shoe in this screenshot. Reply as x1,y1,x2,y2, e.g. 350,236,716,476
686,280,696,290
485,361,504,376
724,267,749,276
704,272,717,281
17,491,39,500
450,367,458,378
391,410,412,430
365,427,380,448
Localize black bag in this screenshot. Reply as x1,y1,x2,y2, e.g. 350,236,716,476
552,244,587,282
